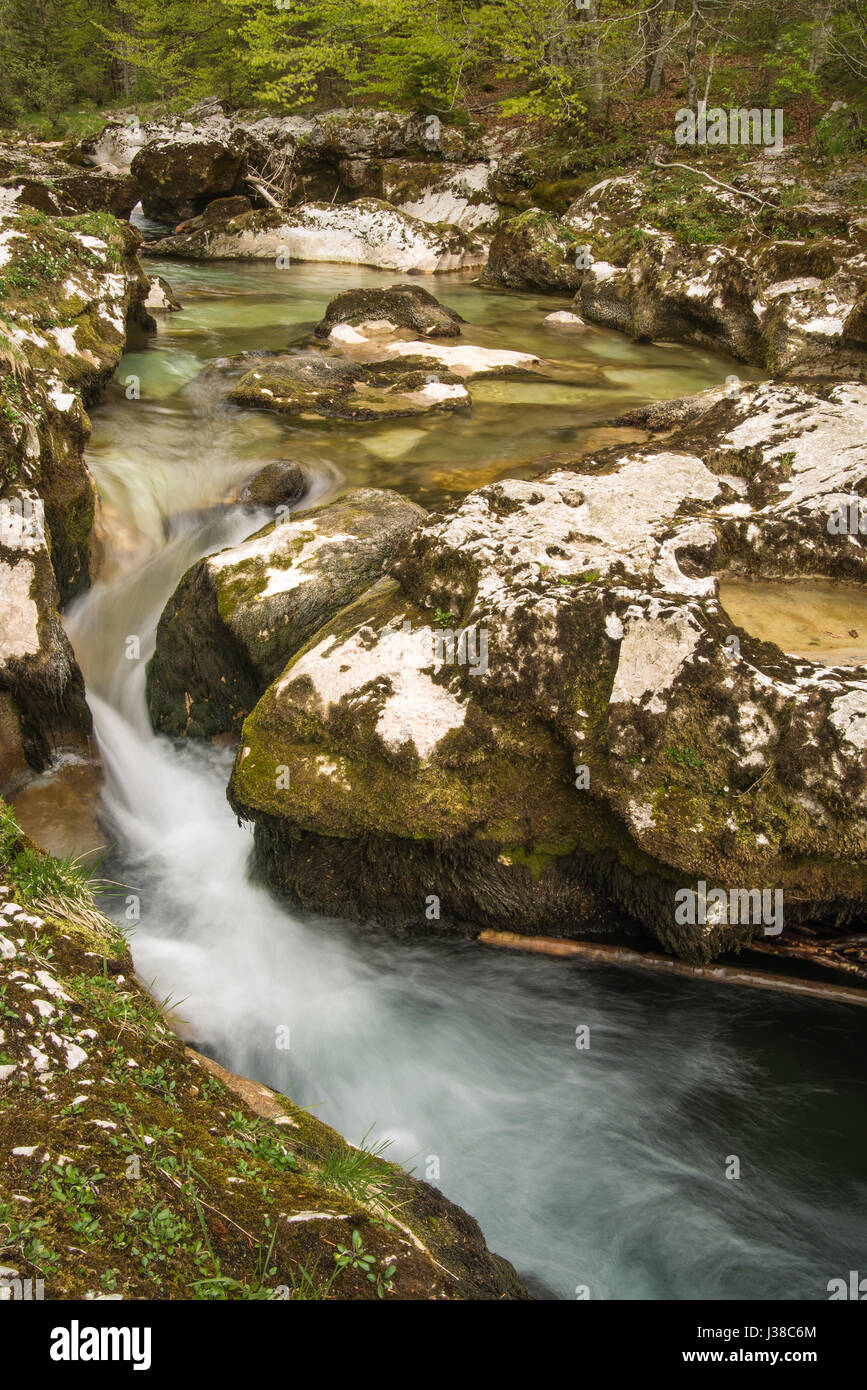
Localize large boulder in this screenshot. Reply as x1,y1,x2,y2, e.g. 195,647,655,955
130,135,248,222
147,488,426,740
482,208,584,292
0,144,139,219
563,171,867,377
147,199,488,272
227,380,867,963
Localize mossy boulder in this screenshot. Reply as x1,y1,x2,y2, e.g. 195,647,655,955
563,171,867,377
0,203,153,784
130,136,248,223
482,208,583,293
228,381,867,964
147,488,426,740
314,284,464,340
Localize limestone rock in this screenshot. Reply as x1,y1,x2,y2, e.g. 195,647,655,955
147,488,426,739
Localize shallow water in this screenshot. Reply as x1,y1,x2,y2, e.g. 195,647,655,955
720,578,867,666
58,258,866,1300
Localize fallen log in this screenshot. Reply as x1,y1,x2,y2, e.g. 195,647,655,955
748,935,867,983
478,930,867,1008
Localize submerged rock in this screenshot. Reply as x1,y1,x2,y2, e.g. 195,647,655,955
228,353,471,421
227,380,867,963
147,488,426,739
314,284,464,339
234,459,307,511
148,199,488,273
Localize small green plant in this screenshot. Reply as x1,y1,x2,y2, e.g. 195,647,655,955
666,745,705,770
433,607,455,628
316,1126,407,1208
334,1230,396,1298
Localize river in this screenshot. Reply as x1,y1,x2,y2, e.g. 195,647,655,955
58,256,867,1300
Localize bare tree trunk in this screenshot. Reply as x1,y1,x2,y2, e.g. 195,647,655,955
641,0,662,92
648,0,675,95
582,0,604,102
686,0,700,108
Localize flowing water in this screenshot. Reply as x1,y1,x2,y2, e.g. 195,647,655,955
55,259,866,1299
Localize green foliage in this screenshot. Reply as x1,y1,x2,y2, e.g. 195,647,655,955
0,0,863,157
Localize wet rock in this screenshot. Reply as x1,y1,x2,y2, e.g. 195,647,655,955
227,380,867,963
148,199,488,273
228,353,471,421
314,284,464,340
482,209,583,292
144,274,182,312
235,459,307,512
147,488,426,739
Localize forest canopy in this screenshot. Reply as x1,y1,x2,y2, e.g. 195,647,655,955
1,0,865,133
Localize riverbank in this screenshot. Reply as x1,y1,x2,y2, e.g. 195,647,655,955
0,800,527,1299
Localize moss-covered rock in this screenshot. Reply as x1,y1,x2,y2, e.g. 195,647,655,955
561,171,867,377
130,135,248,223
481,208,583,293
314,284,464,339
228,353,471,421
0,144,139,220
227,381,867,964
147,489,426,740
0,204,153,786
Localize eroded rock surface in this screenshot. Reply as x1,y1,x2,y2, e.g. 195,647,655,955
225,380,867,962
148,199,488,273
147,488,426,739
0,205,152,787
